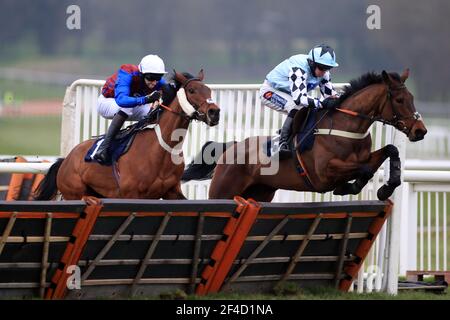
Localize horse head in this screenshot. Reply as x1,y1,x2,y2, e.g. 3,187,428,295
173,70,220,126
380,69,427,141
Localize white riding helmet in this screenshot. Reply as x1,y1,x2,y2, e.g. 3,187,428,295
138,54,167,74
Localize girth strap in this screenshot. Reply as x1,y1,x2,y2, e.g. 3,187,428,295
314,128,370,139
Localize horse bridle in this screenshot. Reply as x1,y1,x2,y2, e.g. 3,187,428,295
337,84,422,136
377,84,422,135
158,78,213,121
181,78,215,121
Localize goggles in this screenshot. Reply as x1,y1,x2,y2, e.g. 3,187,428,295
144,73,163,82
316,64,333,71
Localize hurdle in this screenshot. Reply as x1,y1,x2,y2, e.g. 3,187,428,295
0,197,392,299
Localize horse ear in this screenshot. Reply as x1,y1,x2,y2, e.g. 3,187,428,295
197,69,204,81
400,68,410,83
381,70,392,85
174,69,188,84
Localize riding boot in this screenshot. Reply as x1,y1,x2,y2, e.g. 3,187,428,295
93,110,128,164
277,109,297,159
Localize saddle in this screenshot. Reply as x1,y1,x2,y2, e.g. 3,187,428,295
84,108,163,166
265,107,317,158
293,107,318,154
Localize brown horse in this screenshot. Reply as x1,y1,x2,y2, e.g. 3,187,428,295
182,69,427,201
35,70,220,200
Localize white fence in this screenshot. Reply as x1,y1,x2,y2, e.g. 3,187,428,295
406,126,450,159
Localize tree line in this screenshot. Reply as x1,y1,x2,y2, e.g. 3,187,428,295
1,0,449,101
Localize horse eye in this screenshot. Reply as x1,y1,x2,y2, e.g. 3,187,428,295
188,88,195,94
395,98,404,104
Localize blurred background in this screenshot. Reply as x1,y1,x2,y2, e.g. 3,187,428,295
0,0,449,156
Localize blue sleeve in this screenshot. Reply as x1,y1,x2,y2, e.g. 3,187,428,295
114,69,146,108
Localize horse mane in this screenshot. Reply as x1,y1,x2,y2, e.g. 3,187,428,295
161,72,195,106
337,71,400,103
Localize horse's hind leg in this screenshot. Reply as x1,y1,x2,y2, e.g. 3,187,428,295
58,176,88,200
57,157,89,200
163,184,187,200
209,164,252,199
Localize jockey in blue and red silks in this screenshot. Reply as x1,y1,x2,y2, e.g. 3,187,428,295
94,54,168,164
260,44,341,159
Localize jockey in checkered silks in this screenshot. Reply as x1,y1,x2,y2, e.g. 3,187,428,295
260,44,340,159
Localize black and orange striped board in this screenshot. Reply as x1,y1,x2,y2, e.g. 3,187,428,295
0,157,48,201
0,197,392,299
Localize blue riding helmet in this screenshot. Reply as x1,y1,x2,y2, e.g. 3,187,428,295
308,45,339,68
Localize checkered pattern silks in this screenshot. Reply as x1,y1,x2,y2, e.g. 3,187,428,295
319,72,338,98
289,67,337,109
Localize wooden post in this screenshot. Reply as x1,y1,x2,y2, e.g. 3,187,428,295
0,212,17,255
223,216,290,290
81,212,136,282
40,213,53,298
189,212,204,294
131,212,171,296
334,214,352,288
279,214,322,283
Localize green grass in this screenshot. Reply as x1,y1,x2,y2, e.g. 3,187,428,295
0,116,61,155
0,79,64,102
126,285,450,300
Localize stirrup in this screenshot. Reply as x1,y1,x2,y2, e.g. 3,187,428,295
93,151,110,164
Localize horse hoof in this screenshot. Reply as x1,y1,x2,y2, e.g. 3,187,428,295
377,185,393,201
388,180,401,188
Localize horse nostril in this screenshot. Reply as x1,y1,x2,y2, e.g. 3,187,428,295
208,109,220,121
414,128,427,140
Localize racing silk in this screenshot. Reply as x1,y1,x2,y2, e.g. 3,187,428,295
265,54,337,108
101,64,166,108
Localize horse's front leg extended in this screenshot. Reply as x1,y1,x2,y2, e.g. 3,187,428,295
332,145,397,197
376,145,401,200
329,160,374,196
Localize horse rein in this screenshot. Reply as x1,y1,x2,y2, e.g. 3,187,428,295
157,78,213,121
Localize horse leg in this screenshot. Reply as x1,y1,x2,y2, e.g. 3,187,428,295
163,184,187,200
376,145,401,200
209,164,252,199
241,184,277,202
58,172,89,200
332,145,400,200
57,159,89,200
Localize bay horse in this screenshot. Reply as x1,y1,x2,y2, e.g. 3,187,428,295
182,69,427,201
35,70,220,200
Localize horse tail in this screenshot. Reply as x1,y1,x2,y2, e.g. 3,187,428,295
33,158,65,200
181,141,236,182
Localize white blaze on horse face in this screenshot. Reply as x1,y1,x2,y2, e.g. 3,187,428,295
177,88,196,116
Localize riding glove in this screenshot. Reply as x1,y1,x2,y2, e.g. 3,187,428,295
321,97,340,109
143,91,161,104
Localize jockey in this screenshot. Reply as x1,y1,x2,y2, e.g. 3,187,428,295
260,44,340,159
94,54,167,164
